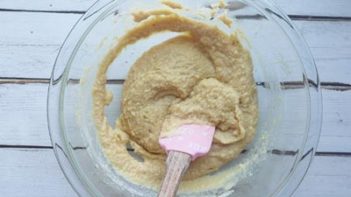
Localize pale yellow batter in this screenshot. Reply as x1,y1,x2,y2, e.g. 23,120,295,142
93,6,258,190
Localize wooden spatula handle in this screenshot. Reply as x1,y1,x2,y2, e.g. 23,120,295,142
158,151,192,197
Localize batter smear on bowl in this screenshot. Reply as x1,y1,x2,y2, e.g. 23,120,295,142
93,5,258,191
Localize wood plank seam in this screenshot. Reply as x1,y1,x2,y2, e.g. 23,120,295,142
0,1,349,196
0,144,52,149
289,15,351,21
1,78,350,91
1,145,350,158
0,8,85,14
1,8,351,22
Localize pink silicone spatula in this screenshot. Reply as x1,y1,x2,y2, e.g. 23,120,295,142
158,124,215,197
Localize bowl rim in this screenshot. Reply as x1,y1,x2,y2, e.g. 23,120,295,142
47,0,322,196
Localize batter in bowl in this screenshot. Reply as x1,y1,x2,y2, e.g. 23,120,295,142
93,4,258,191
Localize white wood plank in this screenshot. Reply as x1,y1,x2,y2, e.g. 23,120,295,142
0,0,350,18
0,148,349,197
0,2,349,196
0,148,76,197
0,12,350,84
318,89,351,153
294,155,351,197
319,136,351,153
293,21,351,83
0,12,80,78
0,83,349,153
274,0,351,18
0,84,50,146
0,12,80,47
0,0,93,12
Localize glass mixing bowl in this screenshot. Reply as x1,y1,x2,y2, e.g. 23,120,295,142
48,0,322,196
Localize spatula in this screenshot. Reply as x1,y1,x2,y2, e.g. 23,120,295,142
158,124,215,197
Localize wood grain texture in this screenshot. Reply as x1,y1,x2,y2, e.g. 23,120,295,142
0,1,350,196
0,148,349,197
296,21,351,84
0,84,50,146
0,0,93,12
0,12,350,84
294,155,351,197
0,148,75,197
318,90,351,153
0,12,80,78
0,83,349,153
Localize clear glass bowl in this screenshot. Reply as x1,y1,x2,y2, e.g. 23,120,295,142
48,0,322,196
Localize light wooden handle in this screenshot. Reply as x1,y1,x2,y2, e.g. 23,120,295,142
158,151,192,197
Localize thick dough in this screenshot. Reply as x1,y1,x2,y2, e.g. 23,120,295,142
93,10,258,189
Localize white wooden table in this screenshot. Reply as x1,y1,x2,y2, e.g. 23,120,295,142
1,0,350,196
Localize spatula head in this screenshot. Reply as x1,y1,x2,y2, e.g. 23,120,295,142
159,124,215,160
